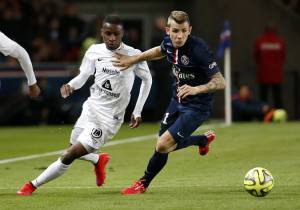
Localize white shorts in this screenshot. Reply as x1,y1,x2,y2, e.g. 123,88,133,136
70,102,122,153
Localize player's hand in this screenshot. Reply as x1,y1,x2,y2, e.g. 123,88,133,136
177,84,201,99
60,84,74,98
129,114,142,129
112,53,137,71
28,83,41,98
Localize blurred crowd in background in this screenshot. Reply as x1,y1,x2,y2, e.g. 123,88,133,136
0,0,173,125
0,0,299,125
0,0,99,63
282,0,300,14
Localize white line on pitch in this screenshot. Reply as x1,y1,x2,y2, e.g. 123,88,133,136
0,183,240,190
0,123,226,165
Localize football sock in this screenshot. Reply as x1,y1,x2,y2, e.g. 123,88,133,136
79,153,99,165
140,150,168,188
31,158,70,188
175,135,208,150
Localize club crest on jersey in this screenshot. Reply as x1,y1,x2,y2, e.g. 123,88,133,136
181,55,189,65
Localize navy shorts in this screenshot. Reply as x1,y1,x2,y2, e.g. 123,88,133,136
159,98,211,144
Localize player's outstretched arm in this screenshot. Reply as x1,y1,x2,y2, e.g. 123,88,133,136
10,43,41,98
60,71,90,98
112,46,163,70
130,59,152,128
177,72,225,99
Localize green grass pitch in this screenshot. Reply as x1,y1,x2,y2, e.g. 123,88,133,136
0,122,300,210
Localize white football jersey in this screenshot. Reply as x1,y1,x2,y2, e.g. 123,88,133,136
79,42,151,122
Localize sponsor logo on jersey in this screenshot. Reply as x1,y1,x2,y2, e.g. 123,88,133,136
99,80,120,98
181,55,189,65
93,82,120,99
172,65,195,80
102,67,120,76
102,80,112,91
209,62,217,70
99,88,120,98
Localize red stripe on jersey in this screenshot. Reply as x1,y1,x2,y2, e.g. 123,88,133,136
173,49,178,64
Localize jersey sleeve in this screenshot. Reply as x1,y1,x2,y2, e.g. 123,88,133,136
195,41,220,77
0,31,18,56
79,45,96,75
132,50,152,118
0,31,37,85
132,49,151,79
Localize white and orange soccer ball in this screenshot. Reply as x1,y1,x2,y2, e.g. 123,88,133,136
243,167,274,197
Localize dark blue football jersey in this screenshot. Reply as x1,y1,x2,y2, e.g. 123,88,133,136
160,35,220,111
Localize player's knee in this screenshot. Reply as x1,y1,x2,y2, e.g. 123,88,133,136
156,142,169,153
61,151,76,165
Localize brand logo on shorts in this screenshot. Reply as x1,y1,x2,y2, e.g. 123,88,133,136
91,128,102,139
177,132,184,138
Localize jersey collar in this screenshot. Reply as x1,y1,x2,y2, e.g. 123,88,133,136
106,42,124,53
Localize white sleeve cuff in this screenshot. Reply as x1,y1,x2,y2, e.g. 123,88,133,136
68,71,90,90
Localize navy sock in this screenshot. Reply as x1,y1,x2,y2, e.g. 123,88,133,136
175,135,208,150
141,150,168,188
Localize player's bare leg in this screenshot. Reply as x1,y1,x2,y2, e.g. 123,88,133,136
70,127,111,187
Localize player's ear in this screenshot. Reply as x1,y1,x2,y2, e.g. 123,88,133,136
100,28,104,37
165,27,170,35
189,26,192,34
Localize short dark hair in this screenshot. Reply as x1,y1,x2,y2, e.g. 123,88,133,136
103,15,123,27
167,11,190,26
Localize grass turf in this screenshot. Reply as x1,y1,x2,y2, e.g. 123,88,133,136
0,122,299,210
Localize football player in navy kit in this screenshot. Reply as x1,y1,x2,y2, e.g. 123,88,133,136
114,10,225,195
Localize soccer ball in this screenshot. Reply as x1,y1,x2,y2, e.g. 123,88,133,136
273,109,288,122
243,167,274,197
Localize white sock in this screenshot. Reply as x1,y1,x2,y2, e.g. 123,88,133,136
31,159,70,188
79,153,99,165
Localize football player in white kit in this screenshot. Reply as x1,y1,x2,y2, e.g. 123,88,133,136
0,31,40,98
17,15,152,196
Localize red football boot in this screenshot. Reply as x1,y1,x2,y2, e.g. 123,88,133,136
17,182,36,196
121,179,147,195
94,153,110,187
199,130,216,156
